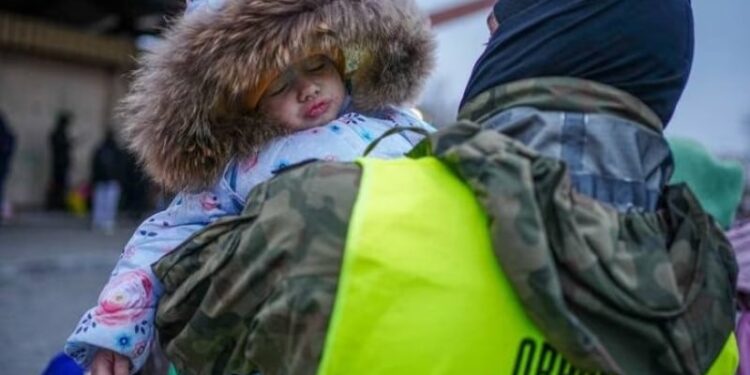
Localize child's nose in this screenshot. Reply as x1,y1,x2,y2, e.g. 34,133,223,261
297,77,319,101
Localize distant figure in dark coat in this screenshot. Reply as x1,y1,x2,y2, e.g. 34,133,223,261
0,111,16,224
90,129,124,233
47,112,72,210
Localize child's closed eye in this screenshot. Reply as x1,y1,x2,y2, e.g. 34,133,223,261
307,62,326,72
267,81,289,97
303,56,328,72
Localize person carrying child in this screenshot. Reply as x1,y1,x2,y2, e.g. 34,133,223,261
64,0,435,373
134,0,736,374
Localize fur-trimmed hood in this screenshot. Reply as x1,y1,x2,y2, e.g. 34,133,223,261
121,0,435,192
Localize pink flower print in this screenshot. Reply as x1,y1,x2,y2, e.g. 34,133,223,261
240,153,259,172
132,340,149,359
200,193,220,211
94,270,153,326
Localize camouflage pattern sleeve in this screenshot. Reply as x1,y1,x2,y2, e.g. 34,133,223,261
152,162,362,375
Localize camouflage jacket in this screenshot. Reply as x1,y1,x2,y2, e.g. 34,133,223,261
153,79,737,375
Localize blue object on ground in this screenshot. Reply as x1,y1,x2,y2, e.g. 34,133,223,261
41,352,84,375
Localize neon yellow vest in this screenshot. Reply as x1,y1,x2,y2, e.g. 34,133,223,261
317,157,738,375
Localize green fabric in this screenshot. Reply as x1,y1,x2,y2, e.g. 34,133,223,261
318,157,548,374
668,137,745,229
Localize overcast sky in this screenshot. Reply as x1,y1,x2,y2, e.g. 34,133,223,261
416,0,750,155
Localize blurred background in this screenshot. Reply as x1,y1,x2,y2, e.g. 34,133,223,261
0,0,748,374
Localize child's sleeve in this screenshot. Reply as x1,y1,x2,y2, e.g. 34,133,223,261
63,178,243,373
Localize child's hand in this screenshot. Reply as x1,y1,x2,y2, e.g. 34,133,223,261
91,349,130,375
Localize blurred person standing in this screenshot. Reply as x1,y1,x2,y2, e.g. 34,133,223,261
119,150,152,219
0,110,16,224
47,111,73,210
90,129,124,233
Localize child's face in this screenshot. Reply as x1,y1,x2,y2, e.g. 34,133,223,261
258,55,346,131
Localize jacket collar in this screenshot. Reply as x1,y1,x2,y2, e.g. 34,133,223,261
458,77,664,133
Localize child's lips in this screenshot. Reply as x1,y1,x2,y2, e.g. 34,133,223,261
201,200,218,211
305,100,330,118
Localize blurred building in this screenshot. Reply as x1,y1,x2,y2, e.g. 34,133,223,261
0,0,495,209
0,0,181,208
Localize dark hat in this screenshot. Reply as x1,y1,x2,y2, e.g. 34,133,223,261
464,0,694,127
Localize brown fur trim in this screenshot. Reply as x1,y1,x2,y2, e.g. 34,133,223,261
120,0,435,192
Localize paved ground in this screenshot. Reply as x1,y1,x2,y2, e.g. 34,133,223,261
0,211,139,374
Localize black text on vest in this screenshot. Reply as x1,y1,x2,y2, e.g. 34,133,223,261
512,338,606,375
